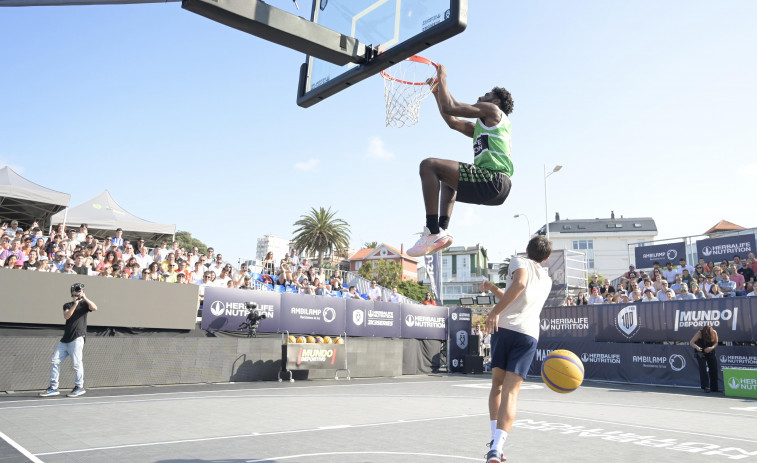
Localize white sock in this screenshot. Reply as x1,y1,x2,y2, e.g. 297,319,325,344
490,420,497,442
493,429,508,454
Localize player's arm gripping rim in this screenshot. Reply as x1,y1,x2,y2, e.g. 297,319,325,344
481,272,527,335
430,64,501,134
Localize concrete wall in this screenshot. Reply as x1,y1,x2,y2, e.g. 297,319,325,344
0,336,404,392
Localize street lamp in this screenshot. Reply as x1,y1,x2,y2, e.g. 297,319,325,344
513,214,531,239
544,164,563,242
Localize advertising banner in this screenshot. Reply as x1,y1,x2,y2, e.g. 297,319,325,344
282,343,346,371
531,341,700,388
666,297,753,342
345,299,401,338
595,302,668,342
539,305,595,341
448,307,472,373
201,287,280,332
634,242,686,269
696,235,756,264
279,293,346,336
723,369,757,399
401,303,448,340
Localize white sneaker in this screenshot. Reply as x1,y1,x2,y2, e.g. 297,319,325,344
407,227,452,257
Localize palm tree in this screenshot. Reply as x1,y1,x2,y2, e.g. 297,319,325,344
498,258,511,281
363,241,378,249
292,207,351,266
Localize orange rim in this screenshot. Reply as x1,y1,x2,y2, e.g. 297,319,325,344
380,55,438,86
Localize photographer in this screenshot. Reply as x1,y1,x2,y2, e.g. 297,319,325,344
239,302,266,337
690,325,720,393
39,283,98,398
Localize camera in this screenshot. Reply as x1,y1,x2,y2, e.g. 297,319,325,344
239,302,267,337
71,283,85,293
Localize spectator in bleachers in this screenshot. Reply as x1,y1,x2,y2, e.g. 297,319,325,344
717,273,736,297
163,263,178,283
215,267,232,287
663,261,678,284
748,286,757,296
348,285,361,299
563,295,575,306
656,280,670,300
175,273,187,284
23,249,41,270
232,262,249,287
670,274,684,295
588,288,604,304
300,279,313,295
1,234,10,251
678,258,695,275
680,269,695,288
0,238,24,266
422,292,436,305
239,275,254,289
300,258,311,272
176,260,191,280
389,287,401,302
3,254,20,268
690,283,706,299
71,254,90,276
728,264,746,296
676,283,695,300
63,229,80,255
368,280,382,301
121,244,135,262
103,251,118,271
575,291,588,305
709,283,724,299
738,261,754,292
111,228,124,249
642,289,658,302
703,275,715,295
5,219,22,236
719,259,730,275
60,259,77,275
280,252,292,268
599,278,614,297
630,289,642,302
665,289,676,301
208,254,225,277
312,277,326,295
289,248,299,267
189,262,205,284
160,252,176,272
588,274,600,293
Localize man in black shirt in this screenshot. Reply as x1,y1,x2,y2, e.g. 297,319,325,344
40,283,98,398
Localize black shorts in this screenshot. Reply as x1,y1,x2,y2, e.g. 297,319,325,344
457,163,512,206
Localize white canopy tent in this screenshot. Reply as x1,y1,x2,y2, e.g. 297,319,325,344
0,166,71,230
51,190,175,246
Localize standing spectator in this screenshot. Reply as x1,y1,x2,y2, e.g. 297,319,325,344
75,224,88,242
111,228,124,249
662,261,678,284
290,248,300,267
588,274,601,293
39,283,98,398
368,280,382,301
421,292,436,305
690,326,720,393
623,265,638,281
262,252,275,276
678,258,695,276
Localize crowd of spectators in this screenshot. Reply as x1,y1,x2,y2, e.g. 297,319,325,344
565,255,757,306
0,220,404,304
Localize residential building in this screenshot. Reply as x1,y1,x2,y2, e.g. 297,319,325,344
347,244,418,281
418,244,489,305
537,212,657,280
255,233,291,263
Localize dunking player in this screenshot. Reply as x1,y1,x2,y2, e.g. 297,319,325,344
406,64,514,257
481,236,552,463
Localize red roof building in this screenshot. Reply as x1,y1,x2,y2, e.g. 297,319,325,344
704,220,745,235
347,244,419,282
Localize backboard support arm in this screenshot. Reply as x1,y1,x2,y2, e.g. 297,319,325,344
182,0,371,66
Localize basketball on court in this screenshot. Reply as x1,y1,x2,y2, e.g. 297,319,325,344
541,349,584,393
323,336,332,344
295,336,306,343
306,336,316,343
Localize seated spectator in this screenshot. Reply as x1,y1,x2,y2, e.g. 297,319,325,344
690,283,706,299
332,270,344,291
748,287,757,297
665,289,676,301
389,287,401,302
147,262,161,281
129,263,141,279
102,251,118,270
313,277,326,295
729,264,746,296
693,263,707,281
50,250,67,272
698,257,710,273
640,278,655,295
71,253,90,276
642,289,658,302
262,252,275,275
422,292,436,305
703,275,715,294
670,274,684,295
656,280,670,300
2,254,20,269
347,285,362,299
0,234,11,251
300,279,313,295
233,262,250,287
23,249,40,270
717,274,736,297
59,258,77,274
163,264,178,283
575,292,588,305
0,238,24,267
190,262,206,284
738,262,755,293
238,275,254,289
624,265,638,282
208,254,225,276
606,290,619,304
588,274,601,293
599,278,614,297
676,283,696,300
368,280,382,301
175,272,188,284
629,289,642,302
299,257,311,272
215,267,232,287
680,269,694,287
280,253,292,268
161,252,177,272
588,288,604,304
121,244,136,262
563,295,575,306
662,261,678,284
709,284,724,299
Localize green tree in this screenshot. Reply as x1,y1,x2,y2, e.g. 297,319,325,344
363,241,378,249
174,230,208,255
398,280,428,303
497,257,511,280
358,259,402,289
291,207,351,267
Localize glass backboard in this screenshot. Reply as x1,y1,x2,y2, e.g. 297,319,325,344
297,0,467,107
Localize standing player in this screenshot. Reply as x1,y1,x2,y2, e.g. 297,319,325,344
406,64,514,257
481,236,552,462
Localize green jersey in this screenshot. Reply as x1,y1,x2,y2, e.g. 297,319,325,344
472,112,513,177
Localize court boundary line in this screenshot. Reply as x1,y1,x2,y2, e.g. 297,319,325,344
0,430,44,463
246,451,481,462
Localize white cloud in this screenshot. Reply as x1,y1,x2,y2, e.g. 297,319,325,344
294,158,320,172
744,163,757,176
366,136,394,160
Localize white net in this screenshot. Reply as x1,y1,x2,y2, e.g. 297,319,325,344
381,56,437,128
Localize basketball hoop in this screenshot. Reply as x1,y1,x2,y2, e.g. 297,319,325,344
380,55,438,128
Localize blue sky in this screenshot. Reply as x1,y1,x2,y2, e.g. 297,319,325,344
2,0,756,265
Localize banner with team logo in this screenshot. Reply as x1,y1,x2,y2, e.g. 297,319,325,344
282,343,347,371
401,303,448,340
345,299,401,338
696,234,756,264
279,293,346,336
594,302,667,342
531,341,701,388
539,305,595,340
634,242,686,269
201,287,280,332
448,307,472,373
718,345,757,371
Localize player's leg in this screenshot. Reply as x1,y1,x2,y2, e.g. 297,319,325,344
407,158,459,257
496,371,524,433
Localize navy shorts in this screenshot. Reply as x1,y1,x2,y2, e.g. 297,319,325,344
490,328,538,379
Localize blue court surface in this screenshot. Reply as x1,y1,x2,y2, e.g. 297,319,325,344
1,375,756,462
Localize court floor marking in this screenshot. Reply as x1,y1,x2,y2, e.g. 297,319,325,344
246,451,481,462
0,430,44,463
519,409,757,444
34,412,490,457
521,398,757,420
